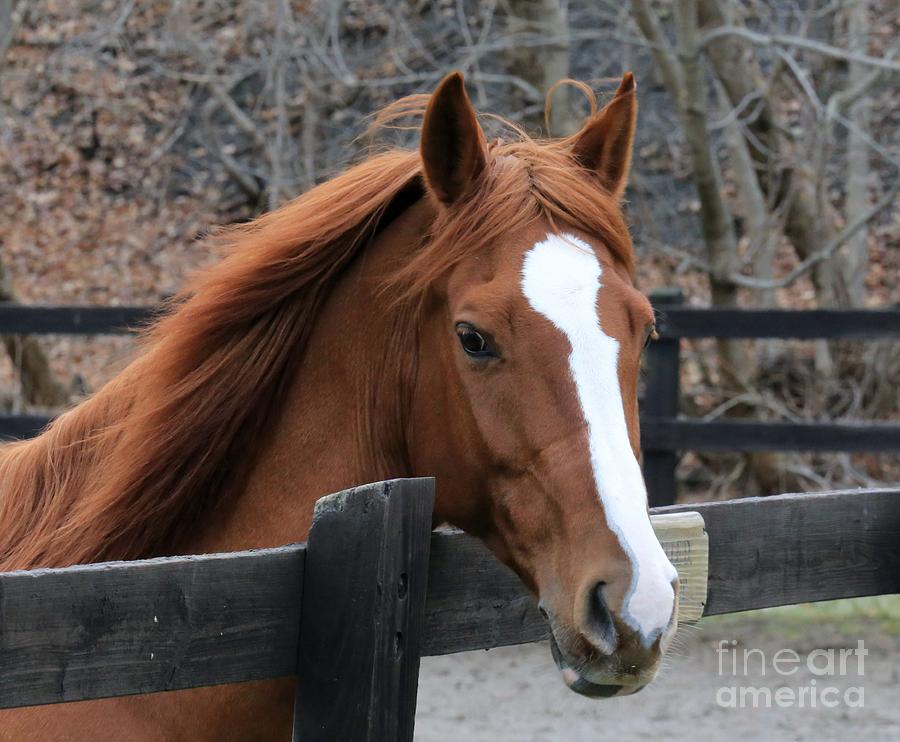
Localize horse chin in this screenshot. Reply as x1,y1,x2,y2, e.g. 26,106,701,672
548,632,652,699
558,662,651,699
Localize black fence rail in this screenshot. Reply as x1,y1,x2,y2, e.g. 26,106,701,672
0,304,158,439
643,289,900,506
1,302,899,506
0,479,898,740
0,305,158,335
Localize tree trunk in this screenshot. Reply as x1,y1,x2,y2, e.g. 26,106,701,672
0,264,69,409
842,0,871,307
505,0,578,136
696,0,843,312
671,0,748,387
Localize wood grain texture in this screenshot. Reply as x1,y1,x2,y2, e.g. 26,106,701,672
0,414,52,440
422,530,547,656
0,545,304,709
642,418,900,453
0,487,896,711
423,510,711,655
661,488,900,615
293,478,434,742
423,489,900,652
0,306,155,335
4,305,897,340
657,308,900,339
644,288,684,507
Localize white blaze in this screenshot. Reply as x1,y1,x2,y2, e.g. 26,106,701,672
521,232,676,643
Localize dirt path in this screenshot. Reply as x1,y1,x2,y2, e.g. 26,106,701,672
415,615,900,741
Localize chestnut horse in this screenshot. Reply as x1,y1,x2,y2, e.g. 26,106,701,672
0,72,677,740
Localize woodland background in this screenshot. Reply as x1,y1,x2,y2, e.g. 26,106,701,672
0,0,897,501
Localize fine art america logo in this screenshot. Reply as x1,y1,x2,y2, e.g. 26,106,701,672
715,640,867,709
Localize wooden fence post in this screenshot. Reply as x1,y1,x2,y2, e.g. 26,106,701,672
644,288,683,507
293,478,435,742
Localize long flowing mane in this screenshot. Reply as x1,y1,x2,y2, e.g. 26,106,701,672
0,92,634,570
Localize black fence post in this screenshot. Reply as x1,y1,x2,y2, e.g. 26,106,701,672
644,288,684,507
293,478,435,742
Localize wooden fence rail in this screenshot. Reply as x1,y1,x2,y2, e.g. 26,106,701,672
0,305,155,335
644,289,900,506
0,478,436,742
1,303,898,505
1,480,897,739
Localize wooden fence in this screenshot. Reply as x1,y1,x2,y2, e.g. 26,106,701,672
1,301,899,502
643,289,900,506
0,304,155,438
1,478,898,739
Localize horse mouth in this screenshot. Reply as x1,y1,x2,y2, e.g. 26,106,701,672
563,672,624,698
548,632,649,699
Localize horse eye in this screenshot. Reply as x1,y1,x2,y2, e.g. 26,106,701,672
455,323,494,358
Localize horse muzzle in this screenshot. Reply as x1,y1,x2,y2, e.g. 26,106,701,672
543,593,676,698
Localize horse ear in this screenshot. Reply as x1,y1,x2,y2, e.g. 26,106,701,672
420,72,487,205
570,72,638,199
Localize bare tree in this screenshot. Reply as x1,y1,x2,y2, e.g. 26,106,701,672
3,0,895,495
505,0,579,136
627,0,899,493
841,0,872,306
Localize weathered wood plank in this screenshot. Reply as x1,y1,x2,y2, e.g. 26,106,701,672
642,418,900,453
0,306,156,335
0,414,52,440
3,305,897,340
657,308,900,339
644,289,684,506
0,545,304,709
422,531,547,656
28,414,897,454
422,510,711,655
422,489,900,653
662,488,900,615
0,487,896,710
293,478,434,742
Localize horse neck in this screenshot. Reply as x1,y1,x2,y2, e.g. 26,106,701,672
185,197,433,555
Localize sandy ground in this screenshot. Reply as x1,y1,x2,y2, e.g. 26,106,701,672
415,614,900,741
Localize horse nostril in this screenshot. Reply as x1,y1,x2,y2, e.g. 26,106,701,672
586,582,617,653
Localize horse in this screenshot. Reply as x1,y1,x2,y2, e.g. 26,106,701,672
0,71,678,740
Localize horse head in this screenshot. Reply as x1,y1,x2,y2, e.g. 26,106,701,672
407,72,678,697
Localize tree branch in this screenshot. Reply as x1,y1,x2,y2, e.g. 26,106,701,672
629,0,685,95
700,25,900,73
672,0,740,288
729,177,899,290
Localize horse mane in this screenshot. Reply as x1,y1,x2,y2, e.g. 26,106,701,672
0,89,634,570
